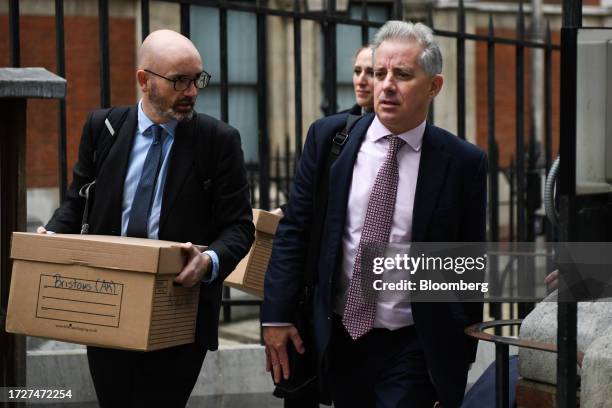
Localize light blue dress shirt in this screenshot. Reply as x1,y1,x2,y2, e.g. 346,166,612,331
121,101,219,282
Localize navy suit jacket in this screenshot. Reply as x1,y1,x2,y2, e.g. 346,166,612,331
262,111,487,406
47,105,255,351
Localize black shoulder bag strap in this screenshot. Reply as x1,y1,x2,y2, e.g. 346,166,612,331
304,113,362,289
78,106,130,234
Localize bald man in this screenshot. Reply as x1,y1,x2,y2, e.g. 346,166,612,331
40,30,254,407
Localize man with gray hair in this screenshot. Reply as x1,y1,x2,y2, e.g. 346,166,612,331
263,20,486,407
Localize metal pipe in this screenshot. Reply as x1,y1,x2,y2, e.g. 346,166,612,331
98,0,110,108
360,0,368,45
257,0,270,210
275,146,281,208
394,0,403,20
293,0,303,158
55,0,68,202
456,0,466,140
531,0,544,153
487,14,499,243
323,0,338,116
487,14,501,335
495,342,510,408
9,0,20,67
544,22,553,242
141,0,150,39
557,0,581,405
220,4,229,123
515,4,526,243
181,2,191,37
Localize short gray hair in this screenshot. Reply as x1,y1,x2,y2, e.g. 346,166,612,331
372,20,442,76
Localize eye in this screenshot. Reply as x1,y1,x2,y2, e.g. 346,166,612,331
353,67,362,75
374,70,386,80
176,77,192,87
397,71,413,80
364,68,374,77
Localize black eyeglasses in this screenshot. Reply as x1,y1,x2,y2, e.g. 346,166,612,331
144,69,212,91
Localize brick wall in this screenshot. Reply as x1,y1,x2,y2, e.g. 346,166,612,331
475,28,561,168
0,15,136,188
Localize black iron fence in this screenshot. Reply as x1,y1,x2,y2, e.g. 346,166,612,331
4,0,563,379
4,0,560,236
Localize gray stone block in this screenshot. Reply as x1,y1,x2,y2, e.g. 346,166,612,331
26,349,96,403
194,345,273,396
26,345,273,404
519,292,612,387
0,68,66,99
581,325,612,408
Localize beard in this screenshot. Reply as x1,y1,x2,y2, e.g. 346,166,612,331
149,83,195,122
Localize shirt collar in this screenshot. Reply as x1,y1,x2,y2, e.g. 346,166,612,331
138,99,178,138
368,116,426,152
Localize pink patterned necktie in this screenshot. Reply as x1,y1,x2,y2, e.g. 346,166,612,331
342,135,406,340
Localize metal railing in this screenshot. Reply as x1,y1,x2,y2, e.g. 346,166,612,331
465,320,584,408
3,0,566,398
4,0,560,243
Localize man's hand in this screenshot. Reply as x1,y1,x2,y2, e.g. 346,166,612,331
545,269,559,290
36,226,47,234
263,325,305,384
174,242,211,287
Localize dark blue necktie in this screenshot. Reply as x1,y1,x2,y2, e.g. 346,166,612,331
126,124,165,238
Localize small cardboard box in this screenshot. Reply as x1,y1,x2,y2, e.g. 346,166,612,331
224,209,281,298
6,233,200,351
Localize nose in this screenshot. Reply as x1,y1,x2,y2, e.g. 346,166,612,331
381,72,395,92
357,71,368,85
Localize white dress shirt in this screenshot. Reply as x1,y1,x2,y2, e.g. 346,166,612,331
334,117,426,330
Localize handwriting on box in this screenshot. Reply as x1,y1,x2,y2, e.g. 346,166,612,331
36,274,123,328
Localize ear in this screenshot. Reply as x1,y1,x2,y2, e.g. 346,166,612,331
429,74,443,98
136,70,148,93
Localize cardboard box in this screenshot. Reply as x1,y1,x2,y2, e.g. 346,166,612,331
224,209,281,298
6,233,200,351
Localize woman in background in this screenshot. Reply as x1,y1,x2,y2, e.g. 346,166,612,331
350,44,374,115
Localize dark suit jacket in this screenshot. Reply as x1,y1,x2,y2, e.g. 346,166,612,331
46,105,255,351
262,112,487,407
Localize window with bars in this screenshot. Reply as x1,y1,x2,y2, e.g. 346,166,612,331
191,6,259,162
334,3,391,112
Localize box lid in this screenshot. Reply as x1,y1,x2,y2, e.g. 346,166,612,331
10,233,186,274
253,209,281,234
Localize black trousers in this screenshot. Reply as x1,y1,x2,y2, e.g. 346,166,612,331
329,317,437,408
87,343,207,408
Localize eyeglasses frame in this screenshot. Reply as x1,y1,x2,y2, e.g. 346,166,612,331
144,69,212,91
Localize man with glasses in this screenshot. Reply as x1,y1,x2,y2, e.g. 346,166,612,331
39,29,254,407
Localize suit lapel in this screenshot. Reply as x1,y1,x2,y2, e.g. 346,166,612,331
159,117,197,231
95,106,138,231
325,114,374,238
411,124,451,242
